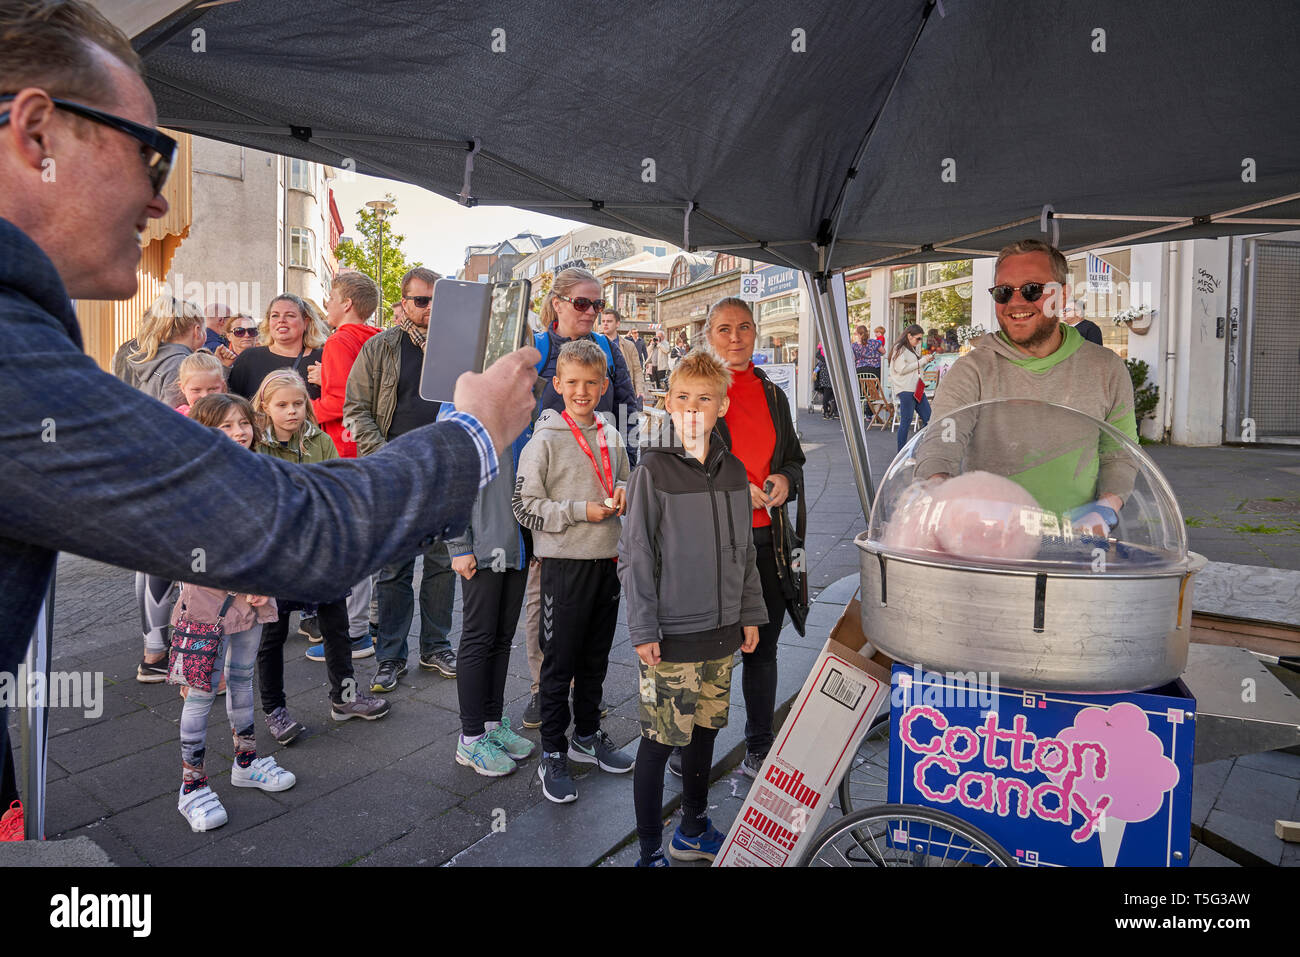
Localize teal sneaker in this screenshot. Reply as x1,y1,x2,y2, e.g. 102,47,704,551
455,735,517,777
486,716,535,762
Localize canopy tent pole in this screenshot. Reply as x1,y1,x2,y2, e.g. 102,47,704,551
806,254,876,518
18,571,55,841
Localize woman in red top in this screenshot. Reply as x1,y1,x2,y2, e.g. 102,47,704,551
703,297,806,777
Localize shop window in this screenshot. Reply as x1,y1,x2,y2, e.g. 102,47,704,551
289,227,315,269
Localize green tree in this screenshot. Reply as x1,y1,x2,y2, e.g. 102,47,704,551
919,282,973,332
334,193,422,320
1126,358,1160,423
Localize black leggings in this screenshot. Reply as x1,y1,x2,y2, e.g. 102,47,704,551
741,531,788,759
257,599,353,710
634,726,719,860
457,566,528,736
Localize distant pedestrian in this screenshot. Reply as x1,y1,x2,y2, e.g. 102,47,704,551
1064,298,1104,346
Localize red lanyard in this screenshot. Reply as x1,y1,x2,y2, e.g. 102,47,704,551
560,411,614,499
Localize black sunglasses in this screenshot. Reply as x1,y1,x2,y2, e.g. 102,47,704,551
988,282,1058,305
229,327,259,338
555,294,606,313
0,94,176,196
403,296,433,308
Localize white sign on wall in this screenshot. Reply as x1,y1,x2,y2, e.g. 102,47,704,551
739,273,763,301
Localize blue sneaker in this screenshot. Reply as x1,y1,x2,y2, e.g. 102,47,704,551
306,635,375,661
634,850,670,867
668,817,726,862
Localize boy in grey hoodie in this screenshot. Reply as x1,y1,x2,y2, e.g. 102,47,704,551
513,340,634,803
618,351,766,866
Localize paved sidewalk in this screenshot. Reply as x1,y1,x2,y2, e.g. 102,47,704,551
7,414,1299,865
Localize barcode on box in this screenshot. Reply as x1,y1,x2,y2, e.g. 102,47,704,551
820,667,865,710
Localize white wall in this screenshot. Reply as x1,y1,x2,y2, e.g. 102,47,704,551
1172,239,1229,445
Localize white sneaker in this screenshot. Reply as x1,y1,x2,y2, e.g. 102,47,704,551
178,782,228,832
230,755,296,792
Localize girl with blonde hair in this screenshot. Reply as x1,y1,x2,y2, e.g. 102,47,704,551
126,295,206,407
249,371,390,742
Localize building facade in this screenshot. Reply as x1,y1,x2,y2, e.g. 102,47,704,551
164,139,339,320
512,225,676,283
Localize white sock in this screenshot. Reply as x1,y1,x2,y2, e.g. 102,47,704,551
484,720,501,731
461,732,484,745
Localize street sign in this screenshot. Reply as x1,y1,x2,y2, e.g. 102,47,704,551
739,273,763,301
763,362,798,432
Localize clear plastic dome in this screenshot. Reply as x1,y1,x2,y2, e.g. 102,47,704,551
865,399,1187,572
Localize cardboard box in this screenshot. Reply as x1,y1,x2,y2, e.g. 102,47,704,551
715,593,890,866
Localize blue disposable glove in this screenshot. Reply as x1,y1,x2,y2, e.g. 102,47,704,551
1067,502,1119,538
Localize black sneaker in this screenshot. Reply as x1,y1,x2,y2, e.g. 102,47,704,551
522,692,542,729
668,746,683,778
136,656,168,684
420,649,457,678
371,659,407,693
538,751,577,803
568,729,634,773
298,615,321,641
738,751,764,779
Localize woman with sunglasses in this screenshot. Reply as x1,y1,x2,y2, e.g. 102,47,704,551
225,314,261,357
227,293,326,401
889,323,939,451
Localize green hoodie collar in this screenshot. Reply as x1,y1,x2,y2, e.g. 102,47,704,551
995,322,1083,372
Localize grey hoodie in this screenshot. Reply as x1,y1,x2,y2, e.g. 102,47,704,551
512,409,630,560
618,421,767,647
915,324,1138,515
128,342,193,407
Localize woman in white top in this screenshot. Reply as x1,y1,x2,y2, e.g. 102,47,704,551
888,323,937,451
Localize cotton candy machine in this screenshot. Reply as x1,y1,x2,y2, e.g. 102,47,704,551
856,399,1206,692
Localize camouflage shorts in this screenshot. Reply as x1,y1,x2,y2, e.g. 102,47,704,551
637,655,734,747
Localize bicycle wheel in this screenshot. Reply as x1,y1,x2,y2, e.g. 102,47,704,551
836,713,890,814
800,804,1017,867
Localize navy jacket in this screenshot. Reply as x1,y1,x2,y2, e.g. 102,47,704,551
536,329,639,423
0,218,481,674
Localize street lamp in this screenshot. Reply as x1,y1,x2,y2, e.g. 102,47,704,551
365,198,396,319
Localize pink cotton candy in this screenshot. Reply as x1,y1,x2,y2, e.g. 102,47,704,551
929,471,1041,562
882,486,943,555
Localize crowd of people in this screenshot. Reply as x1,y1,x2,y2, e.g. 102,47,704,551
100,262,802,864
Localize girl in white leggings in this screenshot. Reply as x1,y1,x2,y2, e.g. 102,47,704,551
175,395,295,831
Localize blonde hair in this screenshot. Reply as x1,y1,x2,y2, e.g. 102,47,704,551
995,238,1068,284
129,295,204,363
555,338,608,378
177,350,224,387
259,293,329,349
251,369,318,439
539,267,600,331
668,349,731,397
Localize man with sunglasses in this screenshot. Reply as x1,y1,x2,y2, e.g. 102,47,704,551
914,238,1138,536
345,267,460,685
0,1,539,827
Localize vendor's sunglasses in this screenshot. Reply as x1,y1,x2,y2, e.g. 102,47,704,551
988,282,1056,304
229,327,259,337
403,296,433,308
0,93,176,196
555,294,606,313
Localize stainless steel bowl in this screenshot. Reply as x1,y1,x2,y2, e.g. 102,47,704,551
856,531,1207,692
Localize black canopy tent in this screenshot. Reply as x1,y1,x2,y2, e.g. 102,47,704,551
126,0,1300,516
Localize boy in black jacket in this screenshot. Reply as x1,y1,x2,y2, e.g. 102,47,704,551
618,351,767,866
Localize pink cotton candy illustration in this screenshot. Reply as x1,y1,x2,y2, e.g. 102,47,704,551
1044,702,1181,866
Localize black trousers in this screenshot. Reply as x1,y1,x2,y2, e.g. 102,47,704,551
741,529,787,758
457,565,528,736
258,598,353,711
538,558,619,753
